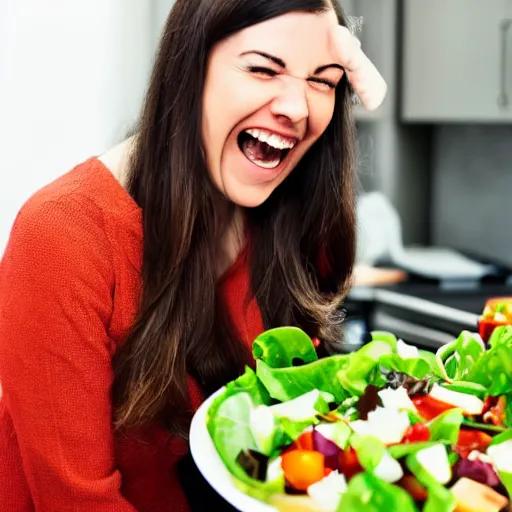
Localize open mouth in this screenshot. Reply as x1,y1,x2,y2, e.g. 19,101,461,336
237,128,297,170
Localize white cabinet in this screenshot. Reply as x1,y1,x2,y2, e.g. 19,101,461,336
402,0,512,122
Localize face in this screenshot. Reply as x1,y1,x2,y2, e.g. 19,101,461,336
202,9,344,208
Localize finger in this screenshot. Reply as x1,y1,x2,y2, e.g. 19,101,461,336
329,25,361,71
346,53,388,111
330,26,387,111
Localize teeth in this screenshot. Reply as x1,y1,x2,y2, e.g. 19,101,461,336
245,129,296,150
258,131,268,143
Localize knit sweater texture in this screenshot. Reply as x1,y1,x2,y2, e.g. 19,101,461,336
0,158,264,511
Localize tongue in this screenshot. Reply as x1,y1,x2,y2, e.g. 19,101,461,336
242,139,282,169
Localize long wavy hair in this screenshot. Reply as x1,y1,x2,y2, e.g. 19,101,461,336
113,0,357,438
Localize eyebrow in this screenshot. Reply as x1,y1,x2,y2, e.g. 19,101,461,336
240,50,344,74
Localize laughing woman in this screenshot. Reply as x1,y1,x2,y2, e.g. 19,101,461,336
0,0,385,511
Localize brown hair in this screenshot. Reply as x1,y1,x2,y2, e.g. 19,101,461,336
113,0,357,438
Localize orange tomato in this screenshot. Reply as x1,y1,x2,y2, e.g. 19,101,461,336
281,450,325,491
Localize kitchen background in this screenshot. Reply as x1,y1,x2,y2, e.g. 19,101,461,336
1,1,511,309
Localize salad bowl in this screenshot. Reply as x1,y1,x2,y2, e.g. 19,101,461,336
190,388,278,512
190,326,512,512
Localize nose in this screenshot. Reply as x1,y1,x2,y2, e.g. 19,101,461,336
270,76,309,126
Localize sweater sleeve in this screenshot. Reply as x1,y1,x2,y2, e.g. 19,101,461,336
0,199,137,511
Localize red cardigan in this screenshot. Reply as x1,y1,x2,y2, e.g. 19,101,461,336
0,158,264,512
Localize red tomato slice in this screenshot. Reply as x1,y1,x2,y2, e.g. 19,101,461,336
402,423,431,443
281,450,325,491
412,395,457,421
398,475,428,502
456,429,493,458
338,447,363,480
294,431,314,451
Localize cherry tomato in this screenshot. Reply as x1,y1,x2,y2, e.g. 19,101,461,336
478,299,512,342
294,431,314,451
338,447,363,480
402,423,431,443
281,450,325,491
412,395,456,421
456,429,493,458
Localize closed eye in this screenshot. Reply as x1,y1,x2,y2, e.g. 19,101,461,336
247,65,338,90
247,66,278,78
307,77,337,90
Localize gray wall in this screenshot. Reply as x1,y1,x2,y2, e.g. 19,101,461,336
432,125,512,267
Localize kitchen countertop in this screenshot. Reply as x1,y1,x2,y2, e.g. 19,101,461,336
346,278,512,349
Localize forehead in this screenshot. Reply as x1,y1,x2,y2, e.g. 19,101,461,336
221,10,340,69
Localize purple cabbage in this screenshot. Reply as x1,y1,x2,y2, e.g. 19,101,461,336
457,457,501,487
312,429,342,471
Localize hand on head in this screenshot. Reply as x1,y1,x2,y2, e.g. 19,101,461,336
329,25,387,111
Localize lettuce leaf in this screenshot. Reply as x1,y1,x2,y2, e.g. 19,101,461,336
256,355,350,402
378,354,436,380
350,435,386,472
505,393,512,429
466,327,512,395
428,408,464,444
336,341,395,396
206,392,285,500
207,366,271,440
252,326,318,369
435,331,485,381
489,426,512,447
405,444,456,512
278,417,315,441
388,441,440,459
488,325,512,349
367,330,399,349
422,483,456,512
207,392,258,476
336,472,419,512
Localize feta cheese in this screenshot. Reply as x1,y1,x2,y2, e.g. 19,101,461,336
350,407,410,445
487,439,512,473
429,384,484,415
307,470,347,512
314,422,351,450
378,386,418,413
468,450,493,465
266,456,284,483
373,450,404,483
397,339,420,359
416,444,451,484
270,390,334,422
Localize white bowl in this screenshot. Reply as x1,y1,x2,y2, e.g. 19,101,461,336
189,388,278,512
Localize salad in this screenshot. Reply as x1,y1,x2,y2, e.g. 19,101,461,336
479,298,512,342
205,325,512,512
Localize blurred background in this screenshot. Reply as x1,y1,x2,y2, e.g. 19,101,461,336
1,1,511,347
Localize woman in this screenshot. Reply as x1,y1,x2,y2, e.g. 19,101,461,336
0,0,385,511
